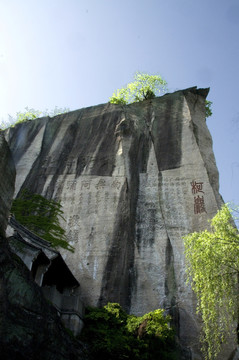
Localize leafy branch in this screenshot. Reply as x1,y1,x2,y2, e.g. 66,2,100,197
184,204,239,359
11,189,73,252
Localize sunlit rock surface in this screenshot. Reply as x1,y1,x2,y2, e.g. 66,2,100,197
5,87,234,359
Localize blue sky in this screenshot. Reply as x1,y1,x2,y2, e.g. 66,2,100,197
0,0,239,206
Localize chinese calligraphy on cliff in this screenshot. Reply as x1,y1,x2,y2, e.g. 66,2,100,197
191,181,207,214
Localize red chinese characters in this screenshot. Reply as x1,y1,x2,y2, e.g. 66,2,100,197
190,180,204,194
191,181,207,214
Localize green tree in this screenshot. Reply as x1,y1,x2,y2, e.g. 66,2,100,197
11,189,74,252
184,204,239,359
205,100,213,118
80,302,177,360
109,72,167,105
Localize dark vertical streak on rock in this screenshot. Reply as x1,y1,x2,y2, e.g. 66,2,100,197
0,134,15,236
97,179,133,310
164,237,179,334
18,116,65,196
17,106,122,199
98,128,152,311
151,92,183,171
87,111,121,176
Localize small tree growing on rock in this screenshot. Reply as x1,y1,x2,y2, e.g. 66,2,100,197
109,72,167,105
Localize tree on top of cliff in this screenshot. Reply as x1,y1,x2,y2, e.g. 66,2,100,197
0,106,70,130
184,204,239,359
109,72,168,105
15,106,70,124
11,189,74,252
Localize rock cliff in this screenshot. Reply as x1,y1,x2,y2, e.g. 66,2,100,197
4,87,234,358
0,132,87,359
0,134,15,236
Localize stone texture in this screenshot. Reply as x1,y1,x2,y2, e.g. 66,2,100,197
4,87,235,359
8,215,85,336
0,132,87,359
0,133,15,236
0,237,88,359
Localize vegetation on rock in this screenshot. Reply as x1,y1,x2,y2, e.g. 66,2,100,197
0,106,70,129
184,204,239,359
11,189,73,252
109,72,212,120
205,100,213,118
109,72,167,105
15,106,70,124
80,302,177,359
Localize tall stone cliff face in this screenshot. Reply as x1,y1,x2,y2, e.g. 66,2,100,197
4,87,232,358
0,134,15,236
0,130,87,360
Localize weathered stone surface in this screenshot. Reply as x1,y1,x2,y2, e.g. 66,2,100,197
0,133,15,236
4,87,235,359
0,236,88,359
0,132,87,359
8,215,85,336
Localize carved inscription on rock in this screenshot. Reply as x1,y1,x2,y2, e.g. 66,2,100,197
59,176,126,243
191,180,207,214
161,176,188,232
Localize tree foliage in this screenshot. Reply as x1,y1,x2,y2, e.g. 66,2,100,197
16,107,42,123
11,189,74,252
15,106,70,124
184,204,239,359
0,106,70,130
109,72,167,105
80,302,177,360
205,100,213,118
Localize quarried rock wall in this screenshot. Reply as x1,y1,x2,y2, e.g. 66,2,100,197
0,134,88,359
5,87,232,359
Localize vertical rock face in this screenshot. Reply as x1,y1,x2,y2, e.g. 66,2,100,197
0,134,15,236
0,126,87,359
5,87,232,358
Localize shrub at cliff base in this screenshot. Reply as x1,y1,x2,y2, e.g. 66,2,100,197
79,302,177,360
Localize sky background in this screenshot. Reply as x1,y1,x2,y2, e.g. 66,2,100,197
0,0,239,207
